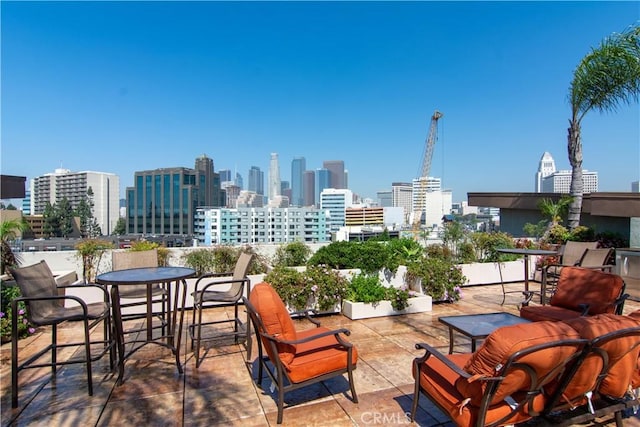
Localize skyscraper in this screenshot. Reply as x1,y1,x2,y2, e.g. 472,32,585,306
535,152,556,192
291,157,306,207
269,153,281,201
127,154,221,235
31,168,120,235
248,166,264,195
315,168,330,207
303,170,315,207
323,160,345,189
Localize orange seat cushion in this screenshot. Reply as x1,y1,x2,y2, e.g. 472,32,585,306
549,267,623,315
249,282,298,364
564,314,640,398
414,353,544,426
286,327,357,383
520,305,584,322
457,321,581,407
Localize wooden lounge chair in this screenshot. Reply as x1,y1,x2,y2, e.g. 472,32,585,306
189,252,253,368
521,266,628,322
411,321,587,427
9,260,114,408
244,282,358,424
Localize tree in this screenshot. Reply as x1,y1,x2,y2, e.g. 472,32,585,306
113,217,126,235
56,197,74,237
42,202,59,237
0,218,25,274
75,198,92,238
566,24,640,230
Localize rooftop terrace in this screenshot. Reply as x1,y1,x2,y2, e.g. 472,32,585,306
2,282,640,426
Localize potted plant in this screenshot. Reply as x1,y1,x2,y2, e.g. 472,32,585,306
406,256,465,303
75,238,113,283
264,265,348,313
342,273,431,320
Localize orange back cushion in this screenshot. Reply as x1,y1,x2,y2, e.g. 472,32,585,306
550,267,624,314
249,282,297,365
564,314,640,398
457,321,581,406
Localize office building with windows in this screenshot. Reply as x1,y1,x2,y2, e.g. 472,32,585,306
291,157,306,207
320,188,353,232
535,152,557,192
194,206,330,245
323,160,346,189
315,168,331,207
126,154,222,235
248,166,264,196
542,170,598,193
31,168,119,235
392,182,413,224
303,170,315,207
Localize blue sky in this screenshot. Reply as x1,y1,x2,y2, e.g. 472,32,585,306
2,1,639,203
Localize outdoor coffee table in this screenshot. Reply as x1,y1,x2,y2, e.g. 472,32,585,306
439,312,530,353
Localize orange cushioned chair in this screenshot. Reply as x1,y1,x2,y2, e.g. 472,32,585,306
543,314,640,426
411,321,587,427
244,282,358,424
520,266,627,322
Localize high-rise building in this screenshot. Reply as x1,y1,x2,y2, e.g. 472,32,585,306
392,182,413,224
535,152,557,192
377,190,392,207
303,170,315,207
320,188,353,232
248,166,264,195
633,181,640,192
315,168,331,207
291,157,306,207
268,153,281,201
218,169,232,183
195,206,330,244
234,172,243,189
323,160,346,189
542,170,598,193
126,154,221,236
31,168,120,235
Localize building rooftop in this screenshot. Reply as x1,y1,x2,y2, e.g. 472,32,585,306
2,282,638,426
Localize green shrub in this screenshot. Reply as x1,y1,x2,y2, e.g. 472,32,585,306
346,273,410,311
406,257,465,302
264,265,348,312
273,241,311,267
0,284,35,341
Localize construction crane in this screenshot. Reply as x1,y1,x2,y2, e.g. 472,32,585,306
419,110,443,179
411,110,443,240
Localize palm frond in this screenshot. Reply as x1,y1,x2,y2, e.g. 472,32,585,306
570,23,640,122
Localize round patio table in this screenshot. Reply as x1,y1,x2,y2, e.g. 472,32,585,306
496,248,558,304
97,266,195,385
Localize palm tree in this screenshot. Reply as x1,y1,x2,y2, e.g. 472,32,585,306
538,196,572,242
566,24,640,230
0,219,26,275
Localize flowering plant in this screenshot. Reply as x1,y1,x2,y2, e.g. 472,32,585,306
0,285,35,341
264,265,348,312
406,257,466,302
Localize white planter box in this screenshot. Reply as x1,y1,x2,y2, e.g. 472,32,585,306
458,259,530,286
341,295,432,320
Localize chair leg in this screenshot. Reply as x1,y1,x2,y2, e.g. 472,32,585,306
51,324,57,374
277,384,285,424
83,318,94,396
11,309,19,408
195,301,203,368
410,362,420,422
348,367,358,403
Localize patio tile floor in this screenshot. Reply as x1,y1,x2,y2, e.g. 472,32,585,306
2,282,640,426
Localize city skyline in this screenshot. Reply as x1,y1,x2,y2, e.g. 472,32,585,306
2,2,638,203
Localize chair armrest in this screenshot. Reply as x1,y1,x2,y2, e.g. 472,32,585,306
57,282,110,300
413,342,471,379
578,303,590,316
521,291,535,306
579,264,614,272
12,294,91,315
262,327,352,346
198,277,248,294
290,309,321,326
614,293,629,315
